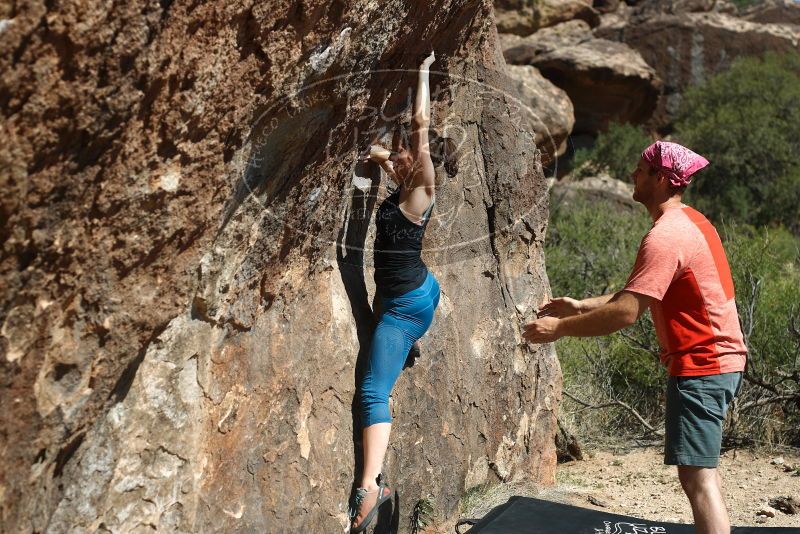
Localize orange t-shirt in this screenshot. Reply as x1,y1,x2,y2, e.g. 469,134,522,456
624,205,747,376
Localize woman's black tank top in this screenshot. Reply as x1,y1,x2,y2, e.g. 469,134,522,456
373,190,434,297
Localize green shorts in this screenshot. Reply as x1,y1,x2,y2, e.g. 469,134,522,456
664,372,743,467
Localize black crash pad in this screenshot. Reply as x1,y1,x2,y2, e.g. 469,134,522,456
460,496,800,533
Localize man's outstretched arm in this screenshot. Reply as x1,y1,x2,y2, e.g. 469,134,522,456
523,291,652,343
537,293,618,318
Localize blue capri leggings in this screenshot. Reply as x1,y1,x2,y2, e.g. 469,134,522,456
359,272,440,427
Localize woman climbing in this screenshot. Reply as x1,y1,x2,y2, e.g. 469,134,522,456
349,50,457,532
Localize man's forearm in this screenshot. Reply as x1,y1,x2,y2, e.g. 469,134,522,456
525,291,650,344
559,299,634,337
578,292,618,313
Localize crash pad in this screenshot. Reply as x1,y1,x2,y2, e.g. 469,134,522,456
458,496,799,533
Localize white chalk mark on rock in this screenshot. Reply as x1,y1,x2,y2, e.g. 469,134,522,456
309,27,352,72
297,391,313,459
223,504,244,519
158,169,181,192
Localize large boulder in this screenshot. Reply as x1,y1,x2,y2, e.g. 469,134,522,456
596,12,800,125
0,0,560,531
631,0,717,16
506,65,576,166
595,2,636,29
495,0,601,35
742,0,800,25
503,19,595,63
549,174,638,209
503,23,661,133
593,0,623,14
596,0,736,29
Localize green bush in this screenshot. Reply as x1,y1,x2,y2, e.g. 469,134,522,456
722,223,800,445
763,167,800,235
547,195,800,445
547,195,651,298
573,123,652,182
729,0,765,9
549,52,800,446
675,52,800,230
547,197,665,438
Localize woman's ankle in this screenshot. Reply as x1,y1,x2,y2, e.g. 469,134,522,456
359,477,380,491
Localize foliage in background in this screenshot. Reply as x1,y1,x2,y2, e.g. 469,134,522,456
551,53,800,447
546,197,664,441
723,224,800,446
675,52,800,233
729,0,766,9
572,123,652,182
546,195,800,447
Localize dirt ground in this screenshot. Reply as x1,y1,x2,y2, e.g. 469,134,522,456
554,446,800,529
438,445,800,532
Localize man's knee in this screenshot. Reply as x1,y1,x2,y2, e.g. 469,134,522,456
678,466,719,496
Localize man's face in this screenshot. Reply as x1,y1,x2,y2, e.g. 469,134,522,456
631,158,656,204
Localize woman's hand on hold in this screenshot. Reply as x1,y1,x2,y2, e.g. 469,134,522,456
421,50,435,69
361,145,393,164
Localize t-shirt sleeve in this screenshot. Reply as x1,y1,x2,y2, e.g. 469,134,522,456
624,231,682,301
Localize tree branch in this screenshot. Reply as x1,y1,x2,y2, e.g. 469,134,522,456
563,390,663,437
744,369,781,395
738,393,799,412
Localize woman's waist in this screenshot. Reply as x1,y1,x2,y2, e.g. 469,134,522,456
378,270,439,302
373,252,426,272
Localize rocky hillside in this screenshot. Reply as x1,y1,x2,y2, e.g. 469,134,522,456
0,0,558,531
499,0,800,145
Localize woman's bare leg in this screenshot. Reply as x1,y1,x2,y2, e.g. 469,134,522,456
352,423,391,527
361,422,391,489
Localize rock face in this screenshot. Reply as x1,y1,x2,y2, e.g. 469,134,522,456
503,22,661,133
495,0,601,35
502,19,595,62
596,12,800,124
549,174,638,209
0,0,559,532
742,0,800,25
506,65,575,166
631,0,718,16
593,0,622,15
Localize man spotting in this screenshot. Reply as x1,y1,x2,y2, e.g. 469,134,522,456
525,141,747,534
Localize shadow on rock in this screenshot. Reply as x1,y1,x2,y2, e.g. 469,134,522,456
336,160,382,495
372,489,400,534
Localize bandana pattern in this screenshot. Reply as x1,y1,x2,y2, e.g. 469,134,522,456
641,141,709,188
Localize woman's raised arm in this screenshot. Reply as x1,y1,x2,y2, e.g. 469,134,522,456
410,51,436,190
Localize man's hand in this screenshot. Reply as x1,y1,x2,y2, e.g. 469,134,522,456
525,291,653,343
537,297,582,318
523,316,562,344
